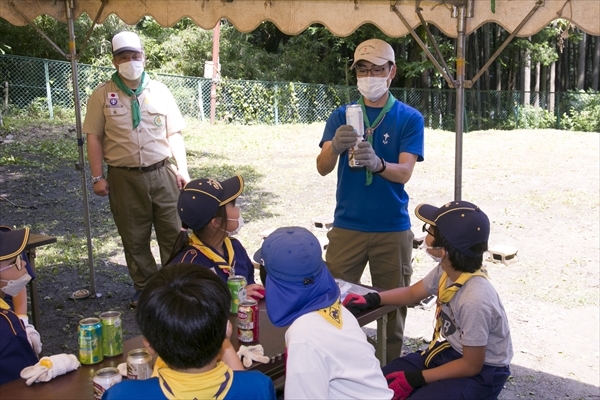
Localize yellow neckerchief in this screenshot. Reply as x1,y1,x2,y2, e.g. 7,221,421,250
424,269,488,354
153,356,233,400
188,232,234,275
0,298,10,310
317,298,343,329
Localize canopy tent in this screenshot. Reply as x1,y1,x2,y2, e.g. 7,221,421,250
2,0,599,37
2,0,598,296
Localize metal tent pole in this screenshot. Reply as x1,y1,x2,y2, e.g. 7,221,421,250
66,0,99,297
454,5,467,202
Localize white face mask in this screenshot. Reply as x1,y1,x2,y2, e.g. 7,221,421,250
226,215,244,236
357,74,390,102
0,273,31,297
119,60,144,80
420,242,443,263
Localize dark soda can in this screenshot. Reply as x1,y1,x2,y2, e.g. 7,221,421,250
237,299,259,343
78,317,103,364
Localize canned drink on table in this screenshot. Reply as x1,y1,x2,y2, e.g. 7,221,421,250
78,317,103,364
346,104,365,168
227,275,247,314
127,348,154,380
100,311,123,356
93,367,122,400
237,299,259,343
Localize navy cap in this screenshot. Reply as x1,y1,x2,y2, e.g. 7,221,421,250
257,227,324,284
415,201,490,257
0,226,29,261
177,176,243,231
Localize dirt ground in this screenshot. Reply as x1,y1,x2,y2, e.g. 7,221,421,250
1,121,598,399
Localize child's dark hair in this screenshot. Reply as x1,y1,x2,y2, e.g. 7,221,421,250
136,263,231,370
164,205,229,265
431,226,487,273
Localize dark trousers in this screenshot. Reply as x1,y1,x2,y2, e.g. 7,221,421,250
107,165,180,290
382,341,511,400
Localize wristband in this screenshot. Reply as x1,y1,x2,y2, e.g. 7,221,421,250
373,157,386,174
405,370,427,388
91,175,105,184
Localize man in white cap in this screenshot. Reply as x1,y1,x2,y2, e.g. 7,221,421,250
316,38,425,363
83,31,190,307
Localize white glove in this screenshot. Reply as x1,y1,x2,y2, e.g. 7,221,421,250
236,345,271,368
19,315,43,355
117,362,127,377
20,354,80,385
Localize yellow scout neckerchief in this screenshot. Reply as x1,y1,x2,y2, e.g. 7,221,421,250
153,357,233,400
424,269,488,354
188,232,234,275
0,298,11,310
317,298,343,329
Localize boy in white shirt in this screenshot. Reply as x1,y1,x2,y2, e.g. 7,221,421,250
257,227,392,400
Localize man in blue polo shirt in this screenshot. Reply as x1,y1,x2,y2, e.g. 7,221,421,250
316,38,425,363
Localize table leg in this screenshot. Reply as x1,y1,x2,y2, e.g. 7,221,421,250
376,312,388,367
26,248,42,330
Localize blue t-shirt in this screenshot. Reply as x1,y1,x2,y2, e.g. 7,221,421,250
320,99,425,232
103,371,276,400
168,238,256,284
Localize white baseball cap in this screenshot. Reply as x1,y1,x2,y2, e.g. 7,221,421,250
351,38,395,69
112,31,143,55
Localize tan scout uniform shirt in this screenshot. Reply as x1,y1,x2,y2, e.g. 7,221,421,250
83,79,185,167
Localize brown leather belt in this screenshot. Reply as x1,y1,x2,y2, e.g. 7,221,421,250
109,158,169,172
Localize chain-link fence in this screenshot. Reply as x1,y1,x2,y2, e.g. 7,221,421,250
1,54,598,131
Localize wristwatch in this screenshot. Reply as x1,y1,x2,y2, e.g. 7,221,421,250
373,157,387,174
91,175,105,184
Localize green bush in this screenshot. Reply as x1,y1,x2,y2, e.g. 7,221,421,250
561,90,600,132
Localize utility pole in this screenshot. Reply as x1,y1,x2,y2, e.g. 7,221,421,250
210,21,220,124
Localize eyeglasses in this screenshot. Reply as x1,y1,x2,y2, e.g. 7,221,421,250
422,223,435,236
0,254,24,273
355,65,388,77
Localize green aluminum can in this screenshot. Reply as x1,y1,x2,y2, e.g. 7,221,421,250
100,311,123,356
227,275,247,314
78,317,103,364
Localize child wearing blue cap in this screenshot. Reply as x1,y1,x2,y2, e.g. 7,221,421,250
0,227,39,385
168,175,264,299
344,201,513,400
257,226,392,399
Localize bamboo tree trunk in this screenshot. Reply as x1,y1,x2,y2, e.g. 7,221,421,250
593,36,600,91
523,40,531,106
549,61,556,113
534,62,540,108
577,31,586,89
483,24,491,91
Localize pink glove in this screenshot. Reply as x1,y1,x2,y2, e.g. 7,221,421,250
385,371,415,400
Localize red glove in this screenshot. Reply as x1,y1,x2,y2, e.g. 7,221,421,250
250,289,266,300
342,292,381,315
385,371,415,400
